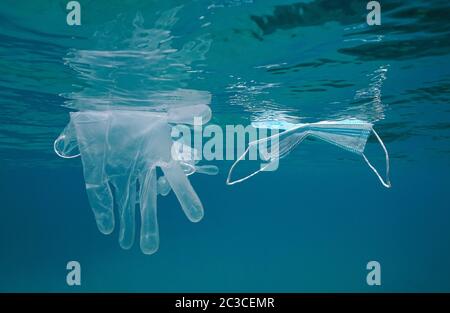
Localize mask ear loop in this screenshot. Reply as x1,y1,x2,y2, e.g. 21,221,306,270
362,128,391,188
226,125,305,186
227,140,267,185
226,134,282,185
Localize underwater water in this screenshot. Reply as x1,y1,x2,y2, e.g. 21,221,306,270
1,0,450,292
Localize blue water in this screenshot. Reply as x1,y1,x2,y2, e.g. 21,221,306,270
1,0,450,292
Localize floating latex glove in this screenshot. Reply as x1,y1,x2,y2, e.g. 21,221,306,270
54,105,217,254
227,119,391,188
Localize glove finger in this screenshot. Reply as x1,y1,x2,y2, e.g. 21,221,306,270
85,181,115,235
111,178,137,250
162,160,204,223
157,176,171,196
139,167,159,255
72,111,115,234
194,165,219,176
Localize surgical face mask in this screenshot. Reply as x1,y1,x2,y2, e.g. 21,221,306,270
226,119,391,188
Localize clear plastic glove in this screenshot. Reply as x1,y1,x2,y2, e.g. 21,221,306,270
54,105,216,254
